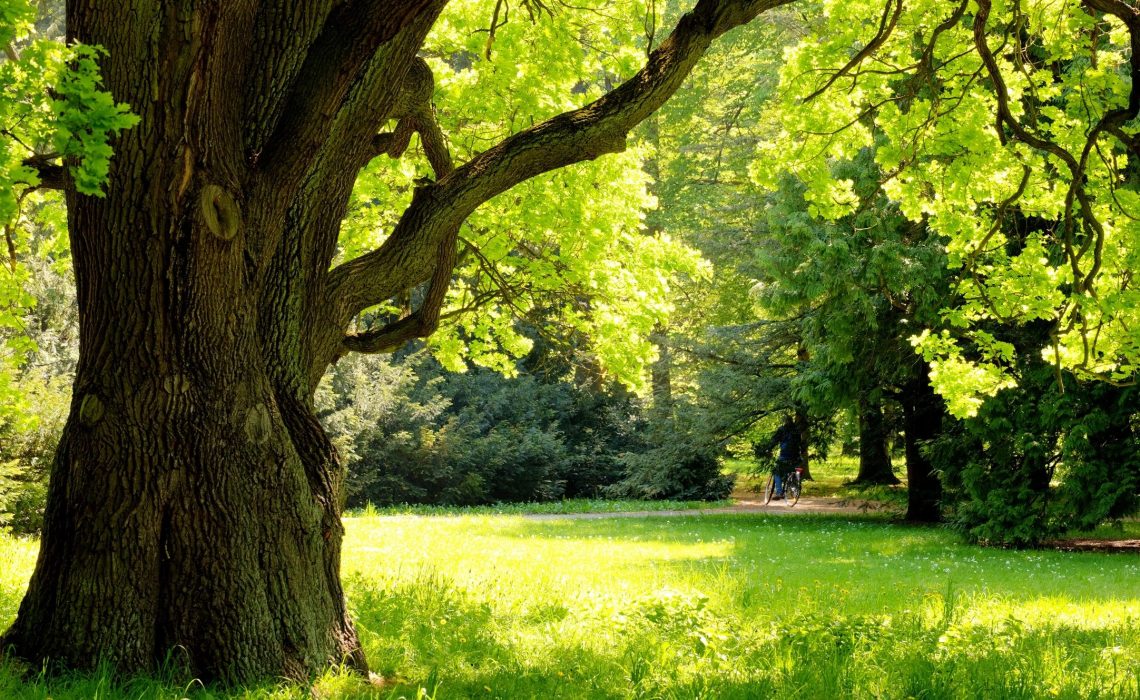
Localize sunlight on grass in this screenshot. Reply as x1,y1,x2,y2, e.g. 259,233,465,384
0,533,35,630
3,514,1140,698
350,498,732,518
340,513,1140,698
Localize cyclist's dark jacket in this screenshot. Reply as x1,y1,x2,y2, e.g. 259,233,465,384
755,421,801,473
774,422,800,466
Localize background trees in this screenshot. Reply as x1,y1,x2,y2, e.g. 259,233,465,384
750,0,1140,536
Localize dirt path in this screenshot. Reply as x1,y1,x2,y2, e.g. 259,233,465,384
523,496,899,521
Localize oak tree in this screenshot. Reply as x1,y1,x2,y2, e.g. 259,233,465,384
0,0,792,683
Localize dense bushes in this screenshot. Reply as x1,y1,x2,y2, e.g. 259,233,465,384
318,352,733,508
605,427,734,501
931,357,1140,546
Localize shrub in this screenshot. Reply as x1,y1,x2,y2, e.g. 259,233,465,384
321,353,667,507
323,354,739,507
931,363,1139,546
606,417,734,502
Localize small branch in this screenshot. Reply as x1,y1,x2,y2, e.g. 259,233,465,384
914,0,968,82
973,1,1078,167
484,0,508,60
802,0,903,103
964,163,1031,273
4,224,17,273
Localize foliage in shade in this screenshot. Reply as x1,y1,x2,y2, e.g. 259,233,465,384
318,350,732,507
930,329,1140,546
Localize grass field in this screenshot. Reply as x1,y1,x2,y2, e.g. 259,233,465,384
2,508,1140,698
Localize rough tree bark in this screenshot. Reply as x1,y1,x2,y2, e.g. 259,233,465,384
3,0,793,684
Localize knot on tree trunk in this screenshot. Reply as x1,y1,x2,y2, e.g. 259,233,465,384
199,184,242,242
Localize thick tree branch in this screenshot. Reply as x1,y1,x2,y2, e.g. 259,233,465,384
21,154,66,191
257,0,443,192
325,0,797,333
276,31,447,393
340,59,459,356
342,227,458,353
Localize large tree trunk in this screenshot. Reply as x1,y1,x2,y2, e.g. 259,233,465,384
853,393,899,485
4,334,364,682
901,365,943,522
3,0,792,684
1,0,441,683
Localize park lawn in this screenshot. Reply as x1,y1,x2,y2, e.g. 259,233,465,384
0,512,1138,698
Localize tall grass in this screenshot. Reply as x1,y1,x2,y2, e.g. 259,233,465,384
3,512,1140,698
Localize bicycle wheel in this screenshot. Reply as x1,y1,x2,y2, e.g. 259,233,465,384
786,473,801,506
763,474,775,505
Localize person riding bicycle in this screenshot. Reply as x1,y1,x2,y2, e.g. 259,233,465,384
754,415,801,499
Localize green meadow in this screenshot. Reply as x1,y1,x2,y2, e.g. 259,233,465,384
3,509,1139,699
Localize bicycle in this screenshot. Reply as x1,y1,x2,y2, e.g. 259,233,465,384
763,466,803,506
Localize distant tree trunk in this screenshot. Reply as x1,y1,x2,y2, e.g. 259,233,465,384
643,112,673,420
794,406,812,480
650,323,674,417
901,364,942,521
854,393,899,485
794,345,812,479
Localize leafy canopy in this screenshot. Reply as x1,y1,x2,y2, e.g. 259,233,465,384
754,0,1140,415
339,0,706,389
